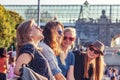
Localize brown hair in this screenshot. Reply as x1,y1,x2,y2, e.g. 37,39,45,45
16,19,35,57
43,21,64,56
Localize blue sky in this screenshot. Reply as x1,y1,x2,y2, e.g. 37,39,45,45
0,0,120,5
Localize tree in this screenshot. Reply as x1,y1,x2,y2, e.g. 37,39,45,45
0,5,24,48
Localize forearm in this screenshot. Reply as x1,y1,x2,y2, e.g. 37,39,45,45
67,74,75,80
54,73,66,80
67,66,75,80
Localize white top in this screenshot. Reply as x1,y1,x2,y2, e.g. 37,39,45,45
38,41,61,75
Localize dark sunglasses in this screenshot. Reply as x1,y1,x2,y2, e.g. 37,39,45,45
63,36,75,41
89,47,102,54
57,30,63,35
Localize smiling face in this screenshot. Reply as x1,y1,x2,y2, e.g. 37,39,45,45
61,28,76,49
87,46,100,59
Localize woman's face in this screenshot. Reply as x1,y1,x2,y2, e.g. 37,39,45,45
87,46,100,59
56,25,63,44
29,23,44,41
62,31,75,49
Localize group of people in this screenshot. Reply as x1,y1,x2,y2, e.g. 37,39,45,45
0,47,16,80
0,19,106,80
105,67,119,80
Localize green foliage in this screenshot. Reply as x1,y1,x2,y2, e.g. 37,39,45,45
0,5,24,48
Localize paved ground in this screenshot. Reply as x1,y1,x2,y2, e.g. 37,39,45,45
103,75,120,80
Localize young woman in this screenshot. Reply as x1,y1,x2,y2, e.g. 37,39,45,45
39,21,66,80
0,47,8,80
57,27,76,80
14,19,54,80
74,40,105,80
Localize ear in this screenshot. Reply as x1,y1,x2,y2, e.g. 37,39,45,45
28,30,32,37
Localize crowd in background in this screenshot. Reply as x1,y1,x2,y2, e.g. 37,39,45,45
0,47,16,80
104,67,120,80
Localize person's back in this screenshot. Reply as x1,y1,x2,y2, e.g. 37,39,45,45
0,47,8,80
0,57,7,73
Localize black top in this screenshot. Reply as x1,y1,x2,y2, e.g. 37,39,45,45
19,43,54,80
73,50,93,80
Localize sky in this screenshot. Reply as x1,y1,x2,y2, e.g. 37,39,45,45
0,0,120,5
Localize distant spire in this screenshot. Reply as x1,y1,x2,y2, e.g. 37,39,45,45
84,0,89,6
53,16,57,21
83,0,90,19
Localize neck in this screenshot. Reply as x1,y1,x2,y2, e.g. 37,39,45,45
28,40,39,47
87,56,94,63
62,47,68,54
34,40,39,46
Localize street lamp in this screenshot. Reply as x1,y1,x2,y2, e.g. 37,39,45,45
38,0,40,26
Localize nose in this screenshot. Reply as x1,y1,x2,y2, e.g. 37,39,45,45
65,38,70,42
90,50,95,54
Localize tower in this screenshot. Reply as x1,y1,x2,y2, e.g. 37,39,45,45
78,0,90,20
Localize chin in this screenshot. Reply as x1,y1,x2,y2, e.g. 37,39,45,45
88,54,94,59
39,36,44,40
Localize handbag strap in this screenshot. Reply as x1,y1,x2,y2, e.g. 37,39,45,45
22,63,29,67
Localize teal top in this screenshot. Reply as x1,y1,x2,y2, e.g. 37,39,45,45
57,51,75,77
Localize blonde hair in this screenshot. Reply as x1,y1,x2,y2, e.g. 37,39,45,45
84,54,105,80
60,27,76,65
64,27,76,38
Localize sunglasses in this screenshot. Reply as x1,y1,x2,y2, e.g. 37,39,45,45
57,30,63,35
89,47,102,54
63,36,75,41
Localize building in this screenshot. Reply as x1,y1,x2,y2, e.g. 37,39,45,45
3,3,120,24
3,2,120,47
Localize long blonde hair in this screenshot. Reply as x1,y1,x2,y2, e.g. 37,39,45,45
59,27,76,65
84,54,105,80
